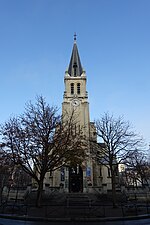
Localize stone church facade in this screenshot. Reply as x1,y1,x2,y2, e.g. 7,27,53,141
43,37,112,193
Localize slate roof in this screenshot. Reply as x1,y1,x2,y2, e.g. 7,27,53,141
68,38,83,77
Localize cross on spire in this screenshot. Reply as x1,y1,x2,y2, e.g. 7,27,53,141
74,32,77,42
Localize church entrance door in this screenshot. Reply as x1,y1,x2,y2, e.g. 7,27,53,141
69,165,83,192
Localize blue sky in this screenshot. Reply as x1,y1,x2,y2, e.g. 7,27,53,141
0,0,150,147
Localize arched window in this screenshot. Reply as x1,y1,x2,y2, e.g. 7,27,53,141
77,83,80,94
71,83,74,95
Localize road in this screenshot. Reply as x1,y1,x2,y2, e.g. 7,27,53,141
0,218,150,225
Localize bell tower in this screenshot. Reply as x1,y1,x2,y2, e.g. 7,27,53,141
62,35,94,192
62,35,90,138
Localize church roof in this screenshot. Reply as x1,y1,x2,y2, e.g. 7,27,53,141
68,35,83,77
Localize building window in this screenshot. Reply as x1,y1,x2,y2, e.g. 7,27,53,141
71,83,74,94
60,167,65,181
77,83,80,94
99,167,102,177
107,168,111,177
49,170,53,177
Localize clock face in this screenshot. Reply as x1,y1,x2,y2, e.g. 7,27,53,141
71,99,80,107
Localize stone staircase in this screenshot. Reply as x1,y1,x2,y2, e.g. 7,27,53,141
65,193,96,217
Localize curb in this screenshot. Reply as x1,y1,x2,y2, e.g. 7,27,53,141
0,213,150,222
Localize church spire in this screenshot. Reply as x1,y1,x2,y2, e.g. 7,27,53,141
68,34,83,77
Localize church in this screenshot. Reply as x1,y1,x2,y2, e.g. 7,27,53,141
44,36,112,193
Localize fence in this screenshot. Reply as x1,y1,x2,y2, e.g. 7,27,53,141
0,192,150,218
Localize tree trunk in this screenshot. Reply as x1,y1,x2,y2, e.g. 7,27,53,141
36,179,44,207
111,171,117,208
141,176,144,188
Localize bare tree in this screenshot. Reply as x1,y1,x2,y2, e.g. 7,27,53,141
125,150,150,188
0,96,86,206
0,145,16,203
92,112,143,207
